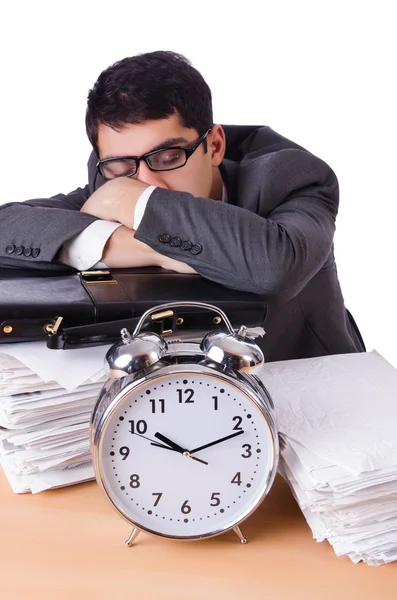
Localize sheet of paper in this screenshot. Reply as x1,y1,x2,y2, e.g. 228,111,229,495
260,350,397,473
0,342,112,391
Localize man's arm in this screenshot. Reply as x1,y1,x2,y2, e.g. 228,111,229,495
0,175,196,273
132,149,339,300
76,148,338,296
0,186,99,269
0,147,337,292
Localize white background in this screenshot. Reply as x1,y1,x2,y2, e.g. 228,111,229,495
0,1,395,367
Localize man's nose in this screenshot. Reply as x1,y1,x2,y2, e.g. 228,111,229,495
136,161,167,188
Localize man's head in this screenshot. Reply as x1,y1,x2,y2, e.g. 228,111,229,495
86,51,225,200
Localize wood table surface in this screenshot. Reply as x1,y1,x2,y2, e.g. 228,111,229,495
0,470,396,599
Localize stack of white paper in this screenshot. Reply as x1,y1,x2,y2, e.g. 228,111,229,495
260,350,397,566
0,342,110,493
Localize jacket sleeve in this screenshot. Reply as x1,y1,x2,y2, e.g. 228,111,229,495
0,185,99,270
134,149,339,300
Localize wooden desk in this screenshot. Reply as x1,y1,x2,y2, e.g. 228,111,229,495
0,470,396,599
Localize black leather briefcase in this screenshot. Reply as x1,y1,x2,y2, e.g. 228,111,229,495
0,267,267,350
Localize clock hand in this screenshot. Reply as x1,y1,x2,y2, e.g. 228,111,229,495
135,432,208,464
189,430,245,454
133,432,178,451
154,432,186,453
153,432,209,466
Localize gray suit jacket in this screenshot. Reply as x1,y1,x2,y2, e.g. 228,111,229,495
0,125,365,361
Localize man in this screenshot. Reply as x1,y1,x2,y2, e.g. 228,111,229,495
0,50,365,361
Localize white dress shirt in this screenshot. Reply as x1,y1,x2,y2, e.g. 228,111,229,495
60,183,227,270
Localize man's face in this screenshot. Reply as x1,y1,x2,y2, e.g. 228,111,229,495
97,113,225,200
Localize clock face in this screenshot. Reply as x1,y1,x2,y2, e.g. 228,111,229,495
97,370,276,539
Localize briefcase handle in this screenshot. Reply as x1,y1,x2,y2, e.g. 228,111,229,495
46,302,266,350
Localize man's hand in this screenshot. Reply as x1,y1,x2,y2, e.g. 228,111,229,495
82,179,198,275
80,177,151,228
160,256,198,274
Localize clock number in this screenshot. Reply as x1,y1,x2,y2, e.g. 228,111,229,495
152,493,163,507
181,500,192,514
210,492,221,506
119,446,130,460
232,416,243,431
129,419,147,434
177,389,194,403
231,472,242,486
241,444,252,458
213,396,218,410
129,474,140,488
149,398,165,413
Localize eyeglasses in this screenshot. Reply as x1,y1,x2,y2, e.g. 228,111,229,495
96,128,212,180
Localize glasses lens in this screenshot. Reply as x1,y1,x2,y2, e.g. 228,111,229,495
147,149,186,171
100,159,138,179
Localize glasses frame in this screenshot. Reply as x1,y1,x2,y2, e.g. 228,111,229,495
96,127,212,180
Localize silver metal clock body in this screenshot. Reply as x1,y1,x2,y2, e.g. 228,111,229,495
90,302,279,544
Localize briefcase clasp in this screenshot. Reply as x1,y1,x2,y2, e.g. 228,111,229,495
151,309,174,336
79,270,118,285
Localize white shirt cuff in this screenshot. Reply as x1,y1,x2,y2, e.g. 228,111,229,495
59,220,123,270
134,185,156,229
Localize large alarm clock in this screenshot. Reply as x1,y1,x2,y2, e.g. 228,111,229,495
90,301,279,545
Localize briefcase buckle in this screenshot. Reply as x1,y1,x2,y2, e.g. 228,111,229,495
151,309,174,336
45,316,64,335
78,270,118,285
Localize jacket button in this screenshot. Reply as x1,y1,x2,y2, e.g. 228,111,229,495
170,237,182,247
32,248,40,258
5,244,15,254
23,247,32,257
158,233,170,243
191,244,203,255
181,241,192,250
15,246,24,255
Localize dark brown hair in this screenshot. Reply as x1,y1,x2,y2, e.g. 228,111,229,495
86,50,213,156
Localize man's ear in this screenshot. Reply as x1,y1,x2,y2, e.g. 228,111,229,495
209,125,226,167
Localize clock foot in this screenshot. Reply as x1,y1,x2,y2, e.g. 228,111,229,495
125,527,141,547
233,526,247,544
